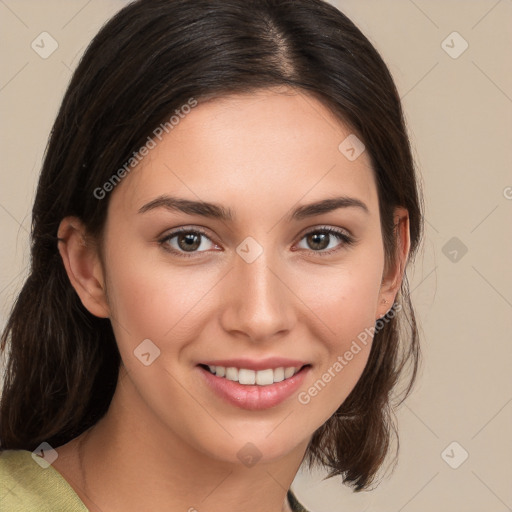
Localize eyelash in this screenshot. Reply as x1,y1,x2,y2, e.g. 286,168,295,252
158,226,355,259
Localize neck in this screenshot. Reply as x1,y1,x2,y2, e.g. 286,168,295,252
54,366,308,512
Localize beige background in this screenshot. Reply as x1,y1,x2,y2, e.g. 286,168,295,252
1,1,511,511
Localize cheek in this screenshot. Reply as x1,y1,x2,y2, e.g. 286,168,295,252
293,247,383,415
295,247,384,345
104,243,222,350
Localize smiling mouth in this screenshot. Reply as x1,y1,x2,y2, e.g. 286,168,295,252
198,364,310,386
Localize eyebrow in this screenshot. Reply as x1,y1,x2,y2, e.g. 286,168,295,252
138,195,369,221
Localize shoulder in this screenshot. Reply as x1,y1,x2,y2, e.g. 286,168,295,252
0,449,89,512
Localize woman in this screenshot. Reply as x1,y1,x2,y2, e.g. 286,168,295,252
0,0,423,511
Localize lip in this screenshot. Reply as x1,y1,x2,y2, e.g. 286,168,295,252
198,364,311,410
199,357,308,371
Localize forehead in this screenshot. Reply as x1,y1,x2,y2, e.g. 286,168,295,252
110,88,378,219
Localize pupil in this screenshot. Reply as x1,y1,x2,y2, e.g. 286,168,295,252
178,233,200,251
308,233,329,250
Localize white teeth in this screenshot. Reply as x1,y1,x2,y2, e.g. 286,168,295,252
226,367,238,381
238,369,256,385
284,367,296,379
206,365,301,386
273,367,285,382
256,368,274,386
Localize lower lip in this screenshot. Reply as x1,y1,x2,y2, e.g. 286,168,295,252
198,365,310,410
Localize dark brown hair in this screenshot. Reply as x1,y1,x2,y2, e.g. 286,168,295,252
0,0,423,491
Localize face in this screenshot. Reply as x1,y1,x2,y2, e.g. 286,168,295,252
88,87,396,464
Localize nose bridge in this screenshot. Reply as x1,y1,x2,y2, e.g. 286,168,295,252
220,246,294,341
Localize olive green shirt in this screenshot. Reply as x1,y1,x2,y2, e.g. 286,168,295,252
0,449,309,511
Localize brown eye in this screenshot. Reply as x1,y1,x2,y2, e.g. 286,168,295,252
177,233,202,252
306,232,330,251
160,228,217,256
297,227,354,254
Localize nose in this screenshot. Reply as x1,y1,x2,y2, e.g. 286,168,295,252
219,250,296,343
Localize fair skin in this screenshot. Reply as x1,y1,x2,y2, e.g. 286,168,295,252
54,87,410,512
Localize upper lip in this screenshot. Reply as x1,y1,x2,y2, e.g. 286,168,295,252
199,357,309,371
